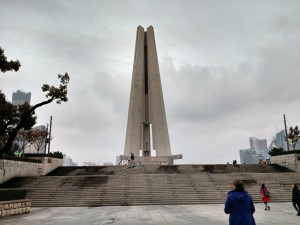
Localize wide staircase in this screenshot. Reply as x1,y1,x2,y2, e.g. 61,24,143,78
1,164,299,207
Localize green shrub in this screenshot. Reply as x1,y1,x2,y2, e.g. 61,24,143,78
269,148,300,156
268,147,284,156
48,151,63,159
24,151,64,159
0,189,26,201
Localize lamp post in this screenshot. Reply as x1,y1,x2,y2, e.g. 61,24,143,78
283,114,290,151
47,116,52,154
44,124,49,154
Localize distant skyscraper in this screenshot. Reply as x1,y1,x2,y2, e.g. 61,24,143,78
249,137,269,156
12,90,31,106
269,129,300,151
239,149,257,164
239,137,270,164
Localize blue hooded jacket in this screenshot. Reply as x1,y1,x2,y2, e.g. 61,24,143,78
224,190,256,225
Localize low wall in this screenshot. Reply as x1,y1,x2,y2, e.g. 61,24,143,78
0,199,31,218
0,157,63,184
27,157,63,175
270,153,300,172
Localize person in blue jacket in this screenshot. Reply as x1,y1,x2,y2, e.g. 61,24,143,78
224,180,256,225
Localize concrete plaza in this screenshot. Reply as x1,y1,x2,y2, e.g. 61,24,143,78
0,203,299,225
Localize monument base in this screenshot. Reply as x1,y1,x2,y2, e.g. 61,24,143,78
120,154,182,165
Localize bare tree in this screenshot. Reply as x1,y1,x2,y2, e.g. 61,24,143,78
31,129,48,153
288,126,300,150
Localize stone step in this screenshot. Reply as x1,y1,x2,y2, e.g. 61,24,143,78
1,164,298,207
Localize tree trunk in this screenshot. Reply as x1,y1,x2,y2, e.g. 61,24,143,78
0,97,54,157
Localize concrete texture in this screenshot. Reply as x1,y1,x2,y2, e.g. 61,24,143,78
124,26,172,161
1,203,299,225
0,158,63,184
2,165,299,207
271,154,300,172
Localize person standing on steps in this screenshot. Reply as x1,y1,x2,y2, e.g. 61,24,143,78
224,180,256,225
292,183,300,216
130,153,135,166
260,183,271,211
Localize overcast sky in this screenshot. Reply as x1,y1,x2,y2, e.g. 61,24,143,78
1,0,300,165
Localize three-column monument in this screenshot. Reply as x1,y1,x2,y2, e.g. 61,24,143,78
121,26,182,165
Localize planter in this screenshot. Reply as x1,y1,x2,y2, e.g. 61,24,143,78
0,199,31,218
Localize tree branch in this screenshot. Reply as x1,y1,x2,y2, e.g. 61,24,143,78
0,97,55,157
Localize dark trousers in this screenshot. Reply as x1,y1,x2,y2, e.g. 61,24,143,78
292,201,300,213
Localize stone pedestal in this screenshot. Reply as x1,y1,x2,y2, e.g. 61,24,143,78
120,154,182,165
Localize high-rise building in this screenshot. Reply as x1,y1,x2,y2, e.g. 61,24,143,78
250,137,269,158
12,90,31,105
239,149,257,164
269,129,300,150
250,137,267,154
239,137,270,164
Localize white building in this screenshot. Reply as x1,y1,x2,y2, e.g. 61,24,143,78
116,156,121,165
82,162,97,166
63,154,78,166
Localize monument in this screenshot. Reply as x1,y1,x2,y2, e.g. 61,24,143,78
121,26,182,165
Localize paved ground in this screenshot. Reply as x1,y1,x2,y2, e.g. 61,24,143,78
1,203,299,225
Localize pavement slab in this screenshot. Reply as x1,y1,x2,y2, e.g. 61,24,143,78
0,203,299,225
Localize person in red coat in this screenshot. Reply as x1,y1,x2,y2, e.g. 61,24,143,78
260,183,270,210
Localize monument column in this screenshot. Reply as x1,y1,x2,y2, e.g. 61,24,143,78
123,26,181,164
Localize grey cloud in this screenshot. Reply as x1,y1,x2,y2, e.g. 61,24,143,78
2,0,300,165
161,30,300,125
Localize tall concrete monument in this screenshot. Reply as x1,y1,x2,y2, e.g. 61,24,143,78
122,26,182,165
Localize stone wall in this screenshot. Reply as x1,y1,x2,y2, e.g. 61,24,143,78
0,199,31,218
0,157,63,184
270,154,300,172
27,157,64,175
